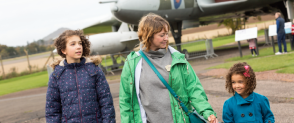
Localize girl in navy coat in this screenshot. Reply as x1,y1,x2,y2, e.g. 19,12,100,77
223,62,274,123
45,30,115,123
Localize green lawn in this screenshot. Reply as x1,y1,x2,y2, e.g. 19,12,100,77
0,67,122,96
0,71,49,96
210,51,294,74
83,25,114,35
100,55,126,67
171,29,266,53
101,29,266,66
227,42,293,61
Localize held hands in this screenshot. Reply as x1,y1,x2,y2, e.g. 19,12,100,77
208,114,218,123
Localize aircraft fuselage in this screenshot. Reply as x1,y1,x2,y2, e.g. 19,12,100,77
112,0,282,24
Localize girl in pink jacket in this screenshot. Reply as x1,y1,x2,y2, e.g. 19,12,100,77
247,38,257,56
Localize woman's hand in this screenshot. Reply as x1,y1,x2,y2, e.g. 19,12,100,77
208,114,218,123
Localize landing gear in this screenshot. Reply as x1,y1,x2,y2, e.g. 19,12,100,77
99,52,129,74
110,55,119,70
170,21,183,52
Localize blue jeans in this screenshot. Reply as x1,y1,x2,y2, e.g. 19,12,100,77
277,33,287,52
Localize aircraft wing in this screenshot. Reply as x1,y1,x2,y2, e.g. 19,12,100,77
82,15,121,35
120,38,138,42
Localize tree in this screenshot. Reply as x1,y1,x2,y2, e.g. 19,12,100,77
6,47,18,56
0,45,7,52
218,18,244,35
1,49,9,58
218,16,262,35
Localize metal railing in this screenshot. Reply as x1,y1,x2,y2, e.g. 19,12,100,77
170,39,218,60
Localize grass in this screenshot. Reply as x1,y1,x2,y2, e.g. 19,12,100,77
258,29,265,36
210,53,294,73
0,68,120,96
226,42,293,61
83,25,114,35
100,29,266,67
100,55,126,67
171,35,236,52
172,29,265,53
276,65,294,74
210,47,294,74
0,71,49,96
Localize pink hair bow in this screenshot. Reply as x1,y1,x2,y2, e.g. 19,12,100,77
243,66,250,77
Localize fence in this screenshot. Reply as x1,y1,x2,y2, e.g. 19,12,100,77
170,39,218,60
99,50,132,75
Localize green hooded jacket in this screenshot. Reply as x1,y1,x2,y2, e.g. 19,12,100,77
119,46,216,123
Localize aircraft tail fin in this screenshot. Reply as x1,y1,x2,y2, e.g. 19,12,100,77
118,23,130,32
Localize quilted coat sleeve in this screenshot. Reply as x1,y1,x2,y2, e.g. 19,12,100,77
184,63,217,120
46,74,62,123
96,66,116,123
119,61,134,123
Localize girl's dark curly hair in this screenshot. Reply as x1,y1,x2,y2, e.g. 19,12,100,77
54,30,91,58
225,62,256,95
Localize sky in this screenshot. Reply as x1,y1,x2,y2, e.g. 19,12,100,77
0,0,113,47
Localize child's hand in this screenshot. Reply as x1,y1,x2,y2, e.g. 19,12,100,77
208,114,218,123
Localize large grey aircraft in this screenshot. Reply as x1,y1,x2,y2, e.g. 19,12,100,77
97,0,294,51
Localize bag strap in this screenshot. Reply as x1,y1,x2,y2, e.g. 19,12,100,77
138,50,191,115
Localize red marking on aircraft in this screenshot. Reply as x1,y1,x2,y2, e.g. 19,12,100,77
176,0,180,3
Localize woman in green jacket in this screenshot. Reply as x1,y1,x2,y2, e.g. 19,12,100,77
119,13,218,123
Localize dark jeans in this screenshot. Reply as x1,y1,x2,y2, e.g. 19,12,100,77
251,49,257,55
277,33,287,52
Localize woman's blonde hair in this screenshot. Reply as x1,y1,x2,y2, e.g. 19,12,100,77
138,13,170,52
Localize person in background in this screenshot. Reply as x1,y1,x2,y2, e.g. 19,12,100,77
247,38,258,56
275,12,287,55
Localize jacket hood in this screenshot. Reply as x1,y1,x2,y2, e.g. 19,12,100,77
50,56,102,69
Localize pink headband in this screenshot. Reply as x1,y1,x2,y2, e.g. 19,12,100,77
243,66,250,77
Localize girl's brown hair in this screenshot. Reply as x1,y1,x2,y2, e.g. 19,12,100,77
54,30,91,58
137,13,170,52
225,62,256,95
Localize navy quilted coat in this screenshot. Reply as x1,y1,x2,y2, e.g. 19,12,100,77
46,57,115,123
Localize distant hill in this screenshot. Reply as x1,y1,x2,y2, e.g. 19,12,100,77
42,28,71,45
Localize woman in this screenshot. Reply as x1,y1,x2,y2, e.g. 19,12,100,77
119,13,218,123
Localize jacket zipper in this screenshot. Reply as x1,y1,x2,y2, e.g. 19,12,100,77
96,112,99,123
75,67,83,123
65,116,68,123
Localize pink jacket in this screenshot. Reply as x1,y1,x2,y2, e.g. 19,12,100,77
247,39,256,48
